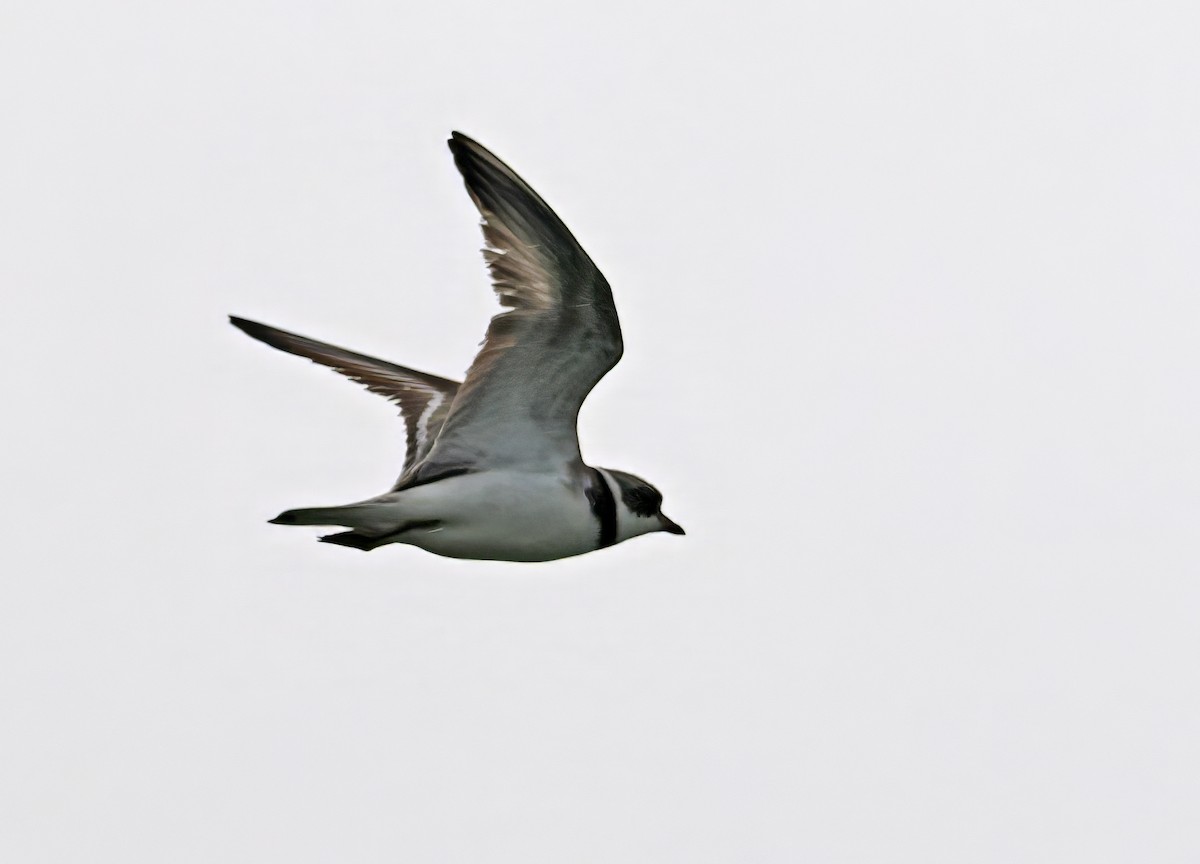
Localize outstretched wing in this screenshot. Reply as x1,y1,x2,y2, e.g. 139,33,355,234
402,133,623,485
229,316,460,477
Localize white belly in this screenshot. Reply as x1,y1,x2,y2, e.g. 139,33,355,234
377,470,599,562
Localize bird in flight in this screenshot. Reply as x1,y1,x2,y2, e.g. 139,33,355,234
231,132,683,562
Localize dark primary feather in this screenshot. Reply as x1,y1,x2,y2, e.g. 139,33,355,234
404,133,623,482
229,316,460,477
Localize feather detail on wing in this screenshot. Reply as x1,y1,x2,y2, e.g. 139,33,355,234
229,317,460,477
401,133,622,482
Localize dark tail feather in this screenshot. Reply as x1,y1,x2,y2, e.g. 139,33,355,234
319,531,384,551
269,506,362,527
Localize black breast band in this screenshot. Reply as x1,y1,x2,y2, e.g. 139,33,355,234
586,468,618,548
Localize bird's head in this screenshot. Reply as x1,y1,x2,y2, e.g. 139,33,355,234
600,468,685,542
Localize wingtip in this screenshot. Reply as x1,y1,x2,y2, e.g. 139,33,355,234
229,315,266,339
447,132,489,167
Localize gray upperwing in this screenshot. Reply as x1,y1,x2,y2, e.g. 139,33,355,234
404,133,623,483
229,316,460,477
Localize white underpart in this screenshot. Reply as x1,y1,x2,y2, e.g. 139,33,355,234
352,470,601,562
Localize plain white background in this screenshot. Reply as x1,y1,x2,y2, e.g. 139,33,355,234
2,1,1198,861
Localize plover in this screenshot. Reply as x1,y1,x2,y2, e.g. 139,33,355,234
231,133,683,561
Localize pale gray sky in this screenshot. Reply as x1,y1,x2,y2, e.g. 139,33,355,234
2,1,1198,861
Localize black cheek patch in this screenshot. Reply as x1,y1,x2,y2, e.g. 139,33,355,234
621,484,662,518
